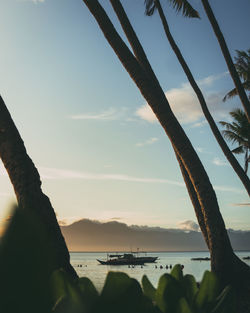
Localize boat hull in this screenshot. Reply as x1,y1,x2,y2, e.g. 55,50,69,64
97,256,158,266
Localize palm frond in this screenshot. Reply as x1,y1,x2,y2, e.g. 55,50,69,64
224,49,250,102
221,108,250,171
234,49,250,82
221,130,247,146
223,82,250,102
168,0,200,18
231,146,245,154
144,0,156,16
219,121,240,134
144,0,199,18
230,108,247,123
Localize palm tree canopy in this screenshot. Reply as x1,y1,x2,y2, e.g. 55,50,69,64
144,0,200,18
223,49,250,102
220,109,250,172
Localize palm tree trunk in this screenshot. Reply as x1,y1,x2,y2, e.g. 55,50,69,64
110,0,209,248
82,0,250,288
175,152,210,248
153,0,250,195
0,95,77,279
201,0,250,122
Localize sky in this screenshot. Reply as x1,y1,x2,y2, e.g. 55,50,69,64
0,0,249,234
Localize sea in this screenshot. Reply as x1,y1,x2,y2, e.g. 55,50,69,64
70,251,250,291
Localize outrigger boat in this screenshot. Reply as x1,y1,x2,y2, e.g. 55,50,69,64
97,252,158,265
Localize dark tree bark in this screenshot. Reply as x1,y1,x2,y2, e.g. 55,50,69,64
152,0,250,195
0,95,77,279
82,0,250,290
201,0,250,122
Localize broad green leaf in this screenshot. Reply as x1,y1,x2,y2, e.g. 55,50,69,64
0,207,53,313
51,269,68,303
78,276,98,297
171,264,184,282
182,274,198,305
50,269,83,311
52,295,72,313
142,275,156,301
101,271,133,299
194,271,220,311
78,277,98,310
178,297,194,313
155,273,184,313
99,272,144,313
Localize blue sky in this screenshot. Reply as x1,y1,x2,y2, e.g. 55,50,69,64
0,0,249,233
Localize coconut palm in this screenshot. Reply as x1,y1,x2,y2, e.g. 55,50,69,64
0,95,77,279
223,49,250,102
142,0,250,195
200,0,250,122
82,0,250,302
220,109,250,173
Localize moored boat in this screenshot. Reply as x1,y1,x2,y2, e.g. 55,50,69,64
97,252,158,265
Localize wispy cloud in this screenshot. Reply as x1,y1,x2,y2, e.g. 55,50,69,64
231,203,250,207
213,185,244,194
195,146,212,154
198,72,229,87
39,166,185,186
69,107,129,121
136,72,232,126
191,120,208,128
177,220,200,232
136,137,159,147
135,105,157,123
212,157,229,167
38,166,243,195
69,108,120,121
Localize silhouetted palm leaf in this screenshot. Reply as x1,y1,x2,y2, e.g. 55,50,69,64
144,0,199,18
223,81,250,102
223,49,250,102
231,146,244,154
220,109,250,172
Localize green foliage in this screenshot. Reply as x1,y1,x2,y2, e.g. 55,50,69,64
142,274,156,301
0,207,236,313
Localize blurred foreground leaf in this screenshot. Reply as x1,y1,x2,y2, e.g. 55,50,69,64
0,205,56,313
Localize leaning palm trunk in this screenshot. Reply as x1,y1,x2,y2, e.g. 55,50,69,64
82,0,250,288
152,0,250,195
175,152,210,248
0,95,77,279
109,0,209,248
200,0,250,122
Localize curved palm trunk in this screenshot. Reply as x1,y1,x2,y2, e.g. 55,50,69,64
110,0,209,248
153,0,250,196
0,95,77,279
201,0,250,122
82,0,250,288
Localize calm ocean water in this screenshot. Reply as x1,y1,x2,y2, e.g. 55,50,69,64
70,251,250,291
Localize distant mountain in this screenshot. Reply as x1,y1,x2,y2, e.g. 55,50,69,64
60,219,250,252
